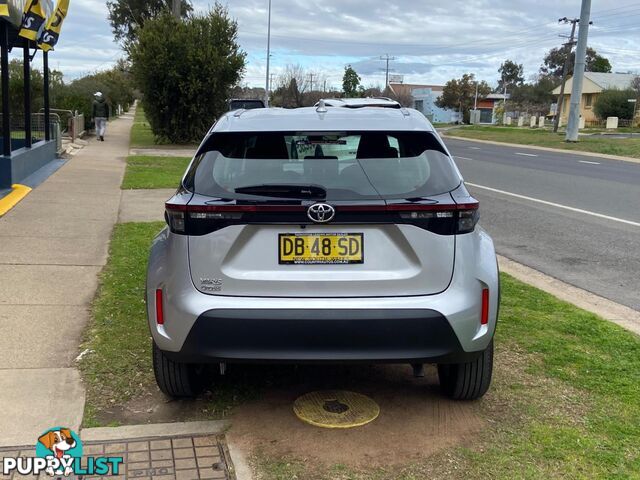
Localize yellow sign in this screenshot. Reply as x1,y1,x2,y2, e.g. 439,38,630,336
18,0,52,41
279,233,364,265
0,0,26,27
37,0,68,52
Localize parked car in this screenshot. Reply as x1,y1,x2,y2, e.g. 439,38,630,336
228,98,265,111
147,105,499,400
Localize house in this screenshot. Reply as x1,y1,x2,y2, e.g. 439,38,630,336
552,72,638,123
475,93,510,124
388,83,459,123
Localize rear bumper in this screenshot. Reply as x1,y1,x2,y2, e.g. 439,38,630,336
147,226,499,363
163,308,480,364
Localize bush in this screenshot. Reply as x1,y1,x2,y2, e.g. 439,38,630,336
593,88,636,120
53,64,136,129
130,5,246,144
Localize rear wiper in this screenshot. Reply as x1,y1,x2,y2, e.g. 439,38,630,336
234,184,327,199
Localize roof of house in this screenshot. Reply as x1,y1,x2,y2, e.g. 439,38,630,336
212,106,435,133
553,72,638,95
485,93,511,100
388,83,444,98
315,98,402,109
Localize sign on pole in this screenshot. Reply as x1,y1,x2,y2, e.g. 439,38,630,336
0,0,25,27
18,0,53,42
37,0,69,51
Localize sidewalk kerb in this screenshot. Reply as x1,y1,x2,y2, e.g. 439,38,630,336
0,184,32,217
498,255,640,336
442,134,640,164
226,437,254,480
80,420,230,442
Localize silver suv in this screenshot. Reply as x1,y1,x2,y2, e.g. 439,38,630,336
147,105,499,400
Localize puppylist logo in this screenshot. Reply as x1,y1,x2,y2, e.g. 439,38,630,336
2,427,123,477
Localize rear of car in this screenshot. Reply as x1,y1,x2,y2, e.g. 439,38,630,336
147,107,499,400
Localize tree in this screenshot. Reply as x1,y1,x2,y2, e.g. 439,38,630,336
593,89,636,120
107,0,192,51
540,47,611,78
630,76,640,96
436,74,491,123
508,75,557,116
131,6,246,143
497,60,524,92
342,65,361,98
384,85,413,107
270,65,309,108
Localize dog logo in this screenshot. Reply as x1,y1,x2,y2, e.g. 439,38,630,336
2,426,122,477
36,427,83,477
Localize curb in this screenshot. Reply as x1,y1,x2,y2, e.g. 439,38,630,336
498,255,640,336
80,420,230,442
442,134,640,164
0,184,32,217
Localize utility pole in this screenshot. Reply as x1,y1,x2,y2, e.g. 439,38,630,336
380,54,396,88
309,73,315,93
566,0,591,142
269,73,276,93
265,0,272,107
172,0,181,18
553,17,579,133
323,79,327,93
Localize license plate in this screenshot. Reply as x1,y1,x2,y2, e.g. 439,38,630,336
279,233,364,265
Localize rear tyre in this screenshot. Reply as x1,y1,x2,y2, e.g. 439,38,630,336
437,340,493,400
152,341,204,398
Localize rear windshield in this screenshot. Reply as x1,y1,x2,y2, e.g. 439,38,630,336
187,131,461,200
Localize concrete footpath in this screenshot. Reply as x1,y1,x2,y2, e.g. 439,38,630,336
0,112,133,447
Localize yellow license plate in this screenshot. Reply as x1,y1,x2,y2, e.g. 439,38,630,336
279,233,364,265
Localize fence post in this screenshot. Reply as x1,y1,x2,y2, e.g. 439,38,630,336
44,51,50,141
1,22,11,157
23,40,32,148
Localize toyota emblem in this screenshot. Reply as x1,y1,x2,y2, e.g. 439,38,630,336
307,203,335,223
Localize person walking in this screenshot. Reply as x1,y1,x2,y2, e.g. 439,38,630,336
92,92,110,141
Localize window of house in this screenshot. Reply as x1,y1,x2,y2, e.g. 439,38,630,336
584,94,593,107
414,100,424,112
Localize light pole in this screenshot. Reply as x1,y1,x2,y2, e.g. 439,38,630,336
265,0,272,107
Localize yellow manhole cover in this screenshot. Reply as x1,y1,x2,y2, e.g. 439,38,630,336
293,390,380,429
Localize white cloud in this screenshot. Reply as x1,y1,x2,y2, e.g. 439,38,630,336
28,0,640,86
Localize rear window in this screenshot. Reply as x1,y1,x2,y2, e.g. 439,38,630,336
187,131,461,200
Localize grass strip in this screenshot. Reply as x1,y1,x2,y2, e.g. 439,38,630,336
444,125,640,158
121,155,191,189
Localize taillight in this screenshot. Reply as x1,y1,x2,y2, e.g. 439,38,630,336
391,202,479,234
481,288,489,325
155,289,164,325
165,204,186,233
165,203,306,234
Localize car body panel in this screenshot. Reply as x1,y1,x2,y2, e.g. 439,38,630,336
187,223,455,297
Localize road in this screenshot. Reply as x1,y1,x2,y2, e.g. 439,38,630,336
442,137,640,312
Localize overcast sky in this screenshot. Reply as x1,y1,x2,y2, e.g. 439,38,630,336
27,0,640,89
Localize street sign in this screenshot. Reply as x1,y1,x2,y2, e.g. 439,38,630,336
628,99,637,103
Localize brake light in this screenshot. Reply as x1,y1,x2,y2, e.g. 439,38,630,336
155,289,164,325
392,202,479,233
481,288,489,325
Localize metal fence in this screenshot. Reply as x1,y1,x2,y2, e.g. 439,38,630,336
0,113,61,152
